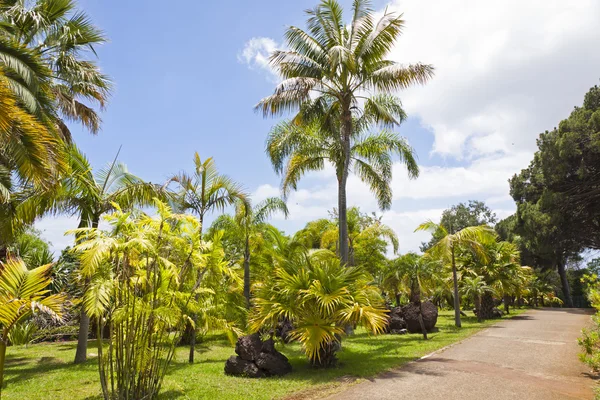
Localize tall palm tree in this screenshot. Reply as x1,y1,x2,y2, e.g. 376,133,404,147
266,119,416,265
460,276,491,322
0,0,112,138
415,221,495,327
169,153,248,363
0,257,65,391
210,197,289,307
258,0,433,265
23,145,166,364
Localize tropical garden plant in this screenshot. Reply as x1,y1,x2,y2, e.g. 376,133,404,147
415,221,496,327
259,0,433,265
251,250,388,367
0,257,65,391
72,200,218,399
169,152,248,362
21,145,166,363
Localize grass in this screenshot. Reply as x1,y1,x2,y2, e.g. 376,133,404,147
2,309,528,400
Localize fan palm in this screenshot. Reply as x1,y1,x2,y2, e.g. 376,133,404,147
251,250,387,367
22,145,166,363
0,0,111,137
169,153,248,363
415,221,496,327
258,0,433,265
0,257,65,391
460,276,491,322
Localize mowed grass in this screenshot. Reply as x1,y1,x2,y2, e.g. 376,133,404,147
2,309,528,400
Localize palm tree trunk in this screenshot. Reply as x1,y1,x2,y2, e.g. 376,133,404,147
503,295,510,314
74,308,90,364
189,219,204,364
451,247,461,328
74,215,97,364
476,296,482,322
395,293,400,307
0,339,6,394
338,104,352,266
243,235,251,308
557,259,574,308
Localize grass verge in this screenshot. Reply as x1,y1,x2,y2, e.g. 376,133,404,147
2,308,529,400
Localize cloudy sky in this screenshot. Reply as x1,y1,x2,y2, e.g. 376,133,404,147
37,0,600,256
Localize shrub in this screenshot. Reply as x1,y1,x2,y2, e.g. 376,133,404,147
251,250,388,367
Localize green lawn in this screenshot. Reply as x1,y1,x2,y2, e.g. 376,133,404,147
2,309,528,400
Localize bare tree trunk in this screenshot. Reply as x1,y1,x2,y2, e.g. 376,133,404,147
451,247,461,328
557,259,573,308
338,104,352,266
74,308,90,364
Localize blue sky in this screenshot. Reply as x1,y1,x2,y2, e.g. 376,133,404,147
38,0,600,254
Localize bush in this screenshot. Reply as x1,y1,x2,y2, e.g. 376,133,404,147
8,322,38,346
32,325,79,343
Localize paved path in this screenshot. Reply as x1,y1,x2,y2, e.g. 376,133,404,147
327,308,595,400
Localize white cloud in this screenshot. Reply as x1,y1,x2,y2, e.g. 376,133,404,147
386,0,600,158
237,37,280,81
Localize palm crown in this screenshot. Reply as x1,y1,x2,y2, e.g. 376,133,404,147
258,0,433,264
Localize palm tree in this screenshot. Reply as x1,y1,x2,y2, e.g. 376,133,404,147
0,0,112,137
251,250,387,367
169,153,248,363
460,276,491,322
210,197,289,307
258,0,433,265
320,207,399,266
415,221,496,327
169,153,248,236
0,257,65,391
23,145,166,364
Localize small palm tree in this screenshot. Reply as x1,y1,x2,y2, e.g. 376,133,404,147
251,251,387,367
169,153,248,363
22,145,166,364
319,207,399,266
258,0,433,265
210,197,289,307
460,276,491,322
0,257,65,391
415,221,496,327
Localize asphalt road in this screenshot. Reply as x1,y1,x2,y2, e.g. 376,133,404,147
327,308,596,400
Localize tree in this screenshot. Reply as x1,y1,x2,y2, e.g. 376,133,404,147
317,207,398,273
509,84,600,307
460,276,490,322
169,153,248,363
392,252,437,339
0,257,65,391
7,227,54,268
24,145,165,364
251,250,387,367
72,201,213,400
416,221,495,327
421,200,497,251
258,0,433,265
0,0,112,138
210,197,288,308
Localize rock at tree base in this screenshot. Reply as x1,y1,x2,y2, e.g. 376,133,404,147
225,334,292,377
224,356,266,378
491,307,503,318
385,307,408,334
400,301,438,333
276,318,294,343
235,333,263,361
